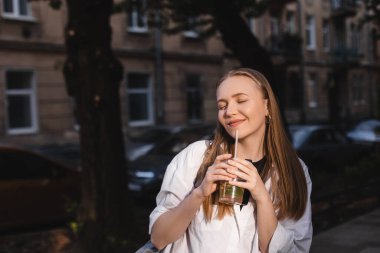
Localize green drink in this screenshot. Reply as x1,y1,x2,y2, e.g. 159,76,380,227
219,180,244,205
218,130,244,205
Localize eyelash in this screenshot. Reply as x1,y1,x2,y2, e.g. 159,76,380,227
218,100,247,110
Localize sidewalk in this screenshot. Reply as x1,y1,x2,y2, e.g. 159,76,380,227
310,207,380,253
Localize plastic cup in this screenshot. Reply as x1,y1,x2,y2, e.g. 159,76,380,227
218,180,244,205
218,130,244,205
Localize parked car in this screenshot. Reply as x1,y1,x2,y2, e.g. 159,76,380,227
346,119,380,145
125,125,182,161
0,146,81,232
128,124,215,200
289,124,370,172
30,143,81,168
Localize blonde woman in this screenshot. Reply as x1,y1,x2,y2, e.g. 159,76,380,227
148,68,312,253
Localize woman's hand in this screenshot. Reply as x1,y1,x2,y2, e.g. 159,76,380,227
226,158,270,203
197,153,236,198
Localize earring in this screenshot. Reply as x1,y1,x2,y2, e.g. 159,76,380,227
265,114,271,125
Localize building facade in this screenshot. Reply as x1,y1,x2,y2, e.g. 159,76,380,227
252,0,380,125
0,0,379,144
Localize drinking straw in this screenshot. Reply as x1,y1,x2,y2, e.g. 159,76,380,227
234,130,238,158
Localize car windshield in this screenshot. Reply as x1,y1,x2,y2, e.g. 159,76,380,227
148,126,214,156
356,120,380,130
290,127,312,149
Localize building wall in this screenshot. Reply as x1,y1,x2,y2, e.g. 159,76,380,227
0,49,73,134
0,0,379,144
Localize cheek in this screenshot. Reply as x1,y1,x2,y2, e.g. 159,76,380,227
243,105,265,120
241,106,254,117
218,110,225,122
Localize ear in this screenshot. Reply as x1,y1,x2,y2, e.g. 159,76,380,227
264,99,269,115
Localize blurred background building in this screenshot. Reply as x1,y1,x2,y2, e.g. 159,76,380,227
0,0,379,144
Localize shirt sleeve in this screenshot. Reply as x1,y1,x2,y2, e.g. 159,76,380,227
148,141,206,234
268,160,313,253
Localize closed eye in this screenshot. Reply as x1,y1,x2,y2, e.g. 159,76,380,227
217,101,227,110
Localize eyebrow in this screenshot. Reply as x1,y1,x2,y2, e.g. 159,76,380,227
217,93,249,103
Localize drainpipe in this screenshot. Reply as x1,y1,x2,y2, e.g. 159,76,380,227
154,9,165,124
297,0,306,123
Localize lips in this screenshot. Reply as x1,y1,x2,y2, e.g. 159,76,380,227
227,119,245,128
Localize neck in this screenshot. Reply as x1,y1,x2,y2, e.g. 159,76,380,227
238,133,265,162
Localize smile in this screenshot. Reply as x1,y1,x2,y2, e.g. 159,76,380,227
227,119,244,128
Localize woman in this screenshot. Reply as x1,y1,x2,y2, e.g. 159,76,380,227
148,68,312,253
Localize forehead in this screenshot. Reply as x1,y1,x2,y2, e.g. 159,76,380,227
217,75,262,98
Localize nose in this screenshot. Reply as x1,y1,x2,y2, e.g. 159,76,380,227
224,102,237,117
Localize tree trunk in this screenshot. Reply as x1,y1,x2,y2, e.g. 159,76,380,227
212,0,287,127
212,0,275,83
63,0,131,252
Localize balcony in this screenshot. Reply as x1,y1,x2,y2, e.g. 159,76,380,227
331,46,360,66
330,0,357,19
268,33,302,62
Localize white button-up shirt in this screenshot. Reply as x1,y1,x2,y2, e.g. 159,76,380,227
149,140,313,253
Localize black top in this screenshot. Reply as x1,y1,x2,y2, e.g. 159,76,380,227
241,156,267,208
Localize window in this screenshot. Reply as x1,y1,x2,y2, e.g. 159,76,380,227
352,74,365,105
305,15,316,50
183,17,200,38
285,11,296,34
186,75,203,123
2,0,33,20
307,73,318,107
350,23,360,53
331,0,341,10
249,17,258,35
70,98,80,131
270,17,280,36
372,28,378,60
5,70,38,134
126,73,153,126
286,72,302,108
322,19,330,50
127,0,148,33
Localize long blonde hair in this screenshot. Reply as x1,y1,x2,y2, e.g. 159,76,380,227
194,68,307,221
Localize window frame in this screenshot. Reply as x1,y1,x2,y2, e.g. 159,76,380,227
4,69,39,135
285,11,296,34
127,0,148,34
305,15,316,50
185,74,203,124
350,23,360,53
126,72,154,127
307,72,318,108
183,17,200,39
322,19,330,51
1,0,35,21
352,74,366,105
270,17,280,36
249,17,258,35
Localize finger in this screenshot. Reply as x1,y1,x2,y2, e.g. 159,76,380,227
212,175,235,182
205,172,234,183
226,168,250,182
214,153,233,164
209,166,237,179
229,178,257,189
232,157,255,169
210,160,237,174
227,159,255,175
